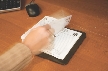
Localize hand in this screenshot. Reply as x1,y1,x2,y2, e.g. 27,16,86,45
23,24,54,55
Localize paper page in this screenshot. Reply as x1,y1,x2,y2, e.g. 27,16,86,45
21,15,72,41
41,28,82,60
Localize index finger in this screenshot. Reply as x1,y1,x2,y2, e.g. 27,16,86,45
42,24,51,30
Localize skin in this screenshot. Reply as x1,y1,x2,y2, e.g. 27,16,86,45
23,24,54,55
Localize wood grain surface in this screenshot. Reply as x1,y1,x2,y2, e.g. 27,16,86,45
0,0,108,71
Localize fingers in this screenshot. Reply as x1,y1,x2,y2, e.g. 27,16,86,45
48,35,54,43
48,28,55,36
43,24,55,37
42,24,51,30
47,28,55,44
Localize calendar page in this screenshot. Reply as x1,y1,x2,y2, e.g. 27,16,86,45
41,28,82,60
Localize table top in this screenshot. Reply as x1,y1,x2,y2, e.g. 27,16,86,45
0,0,108,71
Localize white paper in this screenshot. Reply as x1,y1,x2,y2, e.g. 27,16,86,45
41,28,82,60
21,15,72,41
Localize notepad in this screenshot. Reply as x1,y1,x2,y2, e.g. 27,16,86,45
38,28,86,65
21,15,86,65
41,28,82,60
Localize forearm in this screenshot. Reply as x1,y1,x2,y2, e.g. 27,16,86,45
0,43,33,71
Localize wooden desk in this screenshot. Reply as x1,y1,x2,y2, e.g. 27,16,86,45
0,0,108,71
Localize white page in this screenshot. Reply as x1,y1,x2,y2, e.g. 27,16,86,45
41,28,82,60
21,15,72,41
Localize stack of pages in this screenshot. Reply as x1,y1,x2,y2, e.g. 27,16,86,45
21,15,86,65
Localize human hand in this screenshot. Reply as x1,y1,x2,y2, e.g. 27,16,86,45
23,24,54,55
